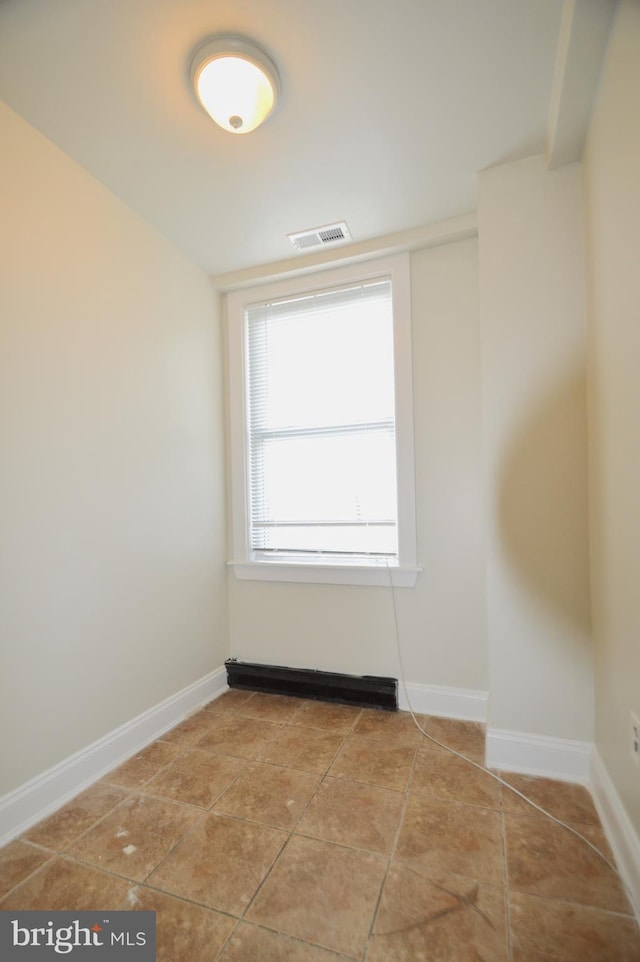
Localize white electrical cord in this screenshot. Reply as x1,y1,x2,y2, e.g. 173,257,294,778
385,561,625,881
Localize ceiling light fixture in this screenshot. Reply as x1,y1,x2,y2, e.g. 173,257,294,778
190,35,280,135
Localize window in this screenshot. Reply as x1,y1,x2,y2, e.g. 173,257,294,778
227,253,419,586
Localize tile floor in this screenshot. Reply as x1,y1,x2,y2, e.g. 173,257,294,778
1,690,639,961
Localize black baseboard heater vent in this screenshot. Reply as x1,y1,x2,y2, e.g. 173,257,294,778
225,660,398,711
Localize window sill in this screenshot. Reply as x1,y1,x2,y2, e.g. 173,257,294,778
227,559,421,587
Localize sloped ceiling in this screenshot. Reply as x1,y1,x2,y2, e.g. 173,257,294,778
0,0,613,275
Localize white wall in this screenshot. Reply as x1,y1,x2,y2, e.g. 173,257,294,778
583,0,640,836
478,154,593,741
228,238,488,694
0,103,228,795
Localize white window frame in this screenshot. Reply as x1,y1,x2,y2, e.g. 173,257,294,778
226,252,419,587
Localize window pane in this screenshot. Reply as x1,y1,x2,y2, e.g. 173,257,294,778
248,284,395,431
257,524,398,555
247,277,399,557
250,429,397,553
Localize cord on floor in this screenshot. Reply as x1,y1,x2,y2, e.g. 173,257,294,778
384,561,634,898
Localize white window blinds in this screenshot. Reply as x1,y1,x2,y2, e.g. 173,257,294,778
246,278,398,559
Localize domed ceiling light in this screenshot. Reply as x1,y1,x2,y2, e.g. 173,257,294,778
190,36,280,134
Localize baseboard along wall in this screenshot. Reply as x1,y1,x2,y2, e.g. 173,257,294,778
590,748,640,920
397,681,488,722
486,728,640,922
485,727,593,783
2,666,638,922
0,666,228,848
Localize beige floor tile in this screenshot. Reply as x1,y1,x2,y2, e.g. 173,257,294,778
500,772,600,824
0,839,51,900
329,733,416,791
297,776,404,855
214,761,320,829
68,794,200,882
291,701,362,733
0,856,129,910
196,715,279,759
220,922,351,961
204,688,257,713
158,709,222,746
505,813,631,914
552,819,615,861
103,741,180,789
143,748,246,808
147,812,287,914
6,695,631,962
510,891,640,961
247,835,386,958
396,795,505,884
236,692,304,723
512,950,572,962
353,708,421,747
367,861,508,962
125,886,236,962
24,783,128,851
418,717,486,761
258,726,346,774
410,750,501,810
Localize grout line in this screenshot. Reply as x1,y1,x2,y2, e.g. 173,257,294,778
33,793,212,885
3,848,195,900
210,774,322,826
0,847,56,905
213,917,358,962
53,851,160,888
133,808,209,891
502,886,640,920
288,722,362,735
125,878,241,921
101,744,186,792
234,822,294,918
2,797,153,904
15,838,56,854
237,751,331,917
136,782,245,814
204,764,255,814
500,789,514,962
187,719,288,760
290,827,391,860
81,784,209,817
23,787,136,858
5,695,639,957
227,708,306,725
361,740,420,960
155,719,227,748
255,739,349,775
212,917,241,962
217,726,370,959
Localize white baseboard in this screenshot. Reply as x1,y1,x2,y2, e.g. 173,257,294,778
590,748,640,920
485,728,592,782
0,666,228,848
398,681,488,722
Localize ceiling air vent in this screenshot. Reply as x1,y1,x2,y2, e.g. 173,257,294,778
288,221,351,251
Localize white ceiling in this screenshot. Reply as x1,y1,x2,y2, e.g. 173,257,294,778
0,0,612,276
